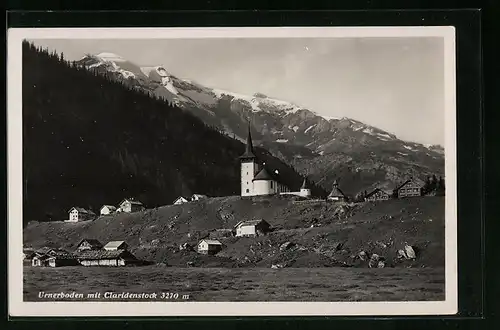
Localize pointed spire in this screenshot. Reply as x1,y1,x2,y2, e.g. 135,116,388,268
239,123,256,159
333,179,339,187
301,178,308,189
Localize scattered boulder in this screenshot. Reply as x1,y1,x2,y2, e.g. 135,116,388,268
376,241,387,249
186,261,195,267
271,263,285,269
333,242,344,251
397,249,407,259
280,242,294,252
377,260,386,268
405,245,417,259
358,250,368,261
368,253,381,268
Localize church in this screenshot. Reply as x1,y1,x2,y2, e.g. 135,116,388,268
239,126,311,198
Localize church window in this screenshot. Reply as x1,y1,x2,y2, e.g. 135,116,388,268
246,189,249,193
271,181,273,188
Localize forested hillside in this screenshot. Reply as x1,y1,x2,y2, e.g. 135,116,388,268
22,41,326,224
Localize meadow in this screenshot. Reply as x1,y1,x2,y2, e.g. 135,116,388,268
24,266,445,302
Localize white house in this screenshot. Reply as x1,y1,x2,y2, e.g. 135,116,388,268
67,207,96,222
197,239,223,255
173,196,189,205
299,178,312,197
100,205,117,216
103,241,128,251
119,198,144,213
235,219,271,237
239,126,291,196
191,194,208,202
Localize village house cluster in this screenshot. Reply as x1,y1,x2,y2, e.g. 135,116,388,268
65,198,145,222
25,239,139,268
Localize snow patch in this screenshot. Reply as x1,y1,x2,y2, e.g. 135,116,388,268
318,151,325,156
96,52,126,62
304,124,316,134
362,128,374,135
377,133,393,140
397,152,408,156
403,145,416,151
162,77,179,95
292,126,299,132
276,139,289,143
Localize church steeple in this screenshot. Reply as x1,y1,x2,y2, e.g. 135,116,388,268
301,178,308,189
239,124,256,160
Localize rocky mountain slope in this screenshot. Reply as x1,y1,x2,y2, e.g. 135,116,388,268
76,53,445,196
24,195,445,268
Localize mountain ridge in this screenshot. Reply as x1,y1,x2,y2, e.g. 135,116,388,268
75,52,445,195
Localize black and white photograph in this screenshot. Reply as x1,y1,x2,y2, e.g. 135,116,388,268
8,27,457,316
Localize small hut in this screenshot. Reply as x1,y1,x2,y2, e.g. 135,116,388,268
327,180,348,202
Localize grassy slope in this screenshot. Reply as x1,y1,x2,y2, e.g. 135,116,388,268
23,196,444,268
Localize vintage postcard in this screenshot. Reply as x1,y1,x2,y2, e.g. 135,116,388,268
8,26,457,316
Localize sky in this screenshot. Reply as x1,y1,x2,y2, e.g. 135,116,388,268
33,37,445,145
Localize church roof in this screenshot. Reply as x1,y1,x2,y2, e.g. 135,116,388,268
253,168,275,181
239,125,256,159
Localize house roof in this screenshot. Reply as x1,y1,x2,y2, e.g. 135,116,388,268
77,239,103,248
394,178,423,191
69,207,95,214
199,239,222,246
173,196,189,203
75,249,136,260
234,219,270,228
120,198,143,206
328,180,346,198
365,188,390,198
47,253,79,260
100,205,117,211
239,125,256,159
103,241,127,249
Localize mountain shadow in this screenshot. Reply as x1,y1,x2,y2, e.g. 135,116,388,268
22,41,327,224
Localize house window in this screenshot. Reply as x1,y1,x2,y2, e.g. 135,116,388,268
270,181,273,189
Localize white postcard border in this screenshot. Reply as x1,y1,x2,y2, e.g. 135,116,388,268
8,26,457,317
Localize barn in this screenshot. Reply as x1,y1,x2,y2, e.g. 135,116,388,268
234,219,271,237
191,194,208,202
119,198,144,213
364,188,391,202
76,250,138,267
32,254,51,267
197,239,223,255
67,207,96,222
100,205,117,215
394,179,423,198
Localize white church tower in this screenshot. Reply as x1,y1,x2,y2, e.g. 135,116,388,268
239,126,259,196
